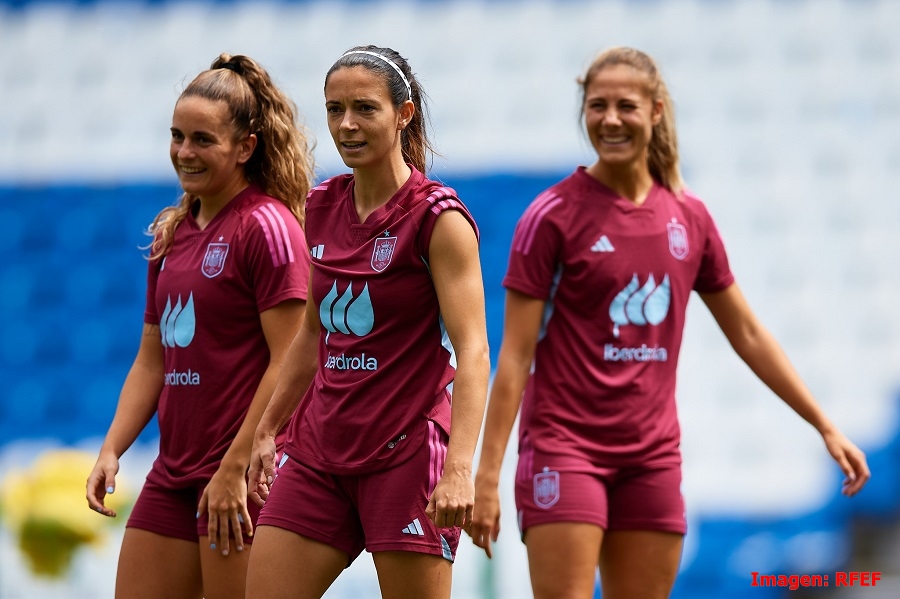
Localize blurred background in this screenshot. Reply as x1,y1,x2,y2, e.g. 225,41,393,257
1,0,899,597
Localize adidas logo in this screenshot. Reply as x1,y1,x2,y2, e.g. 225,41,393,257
310,244,325,259
402,518,425,536
591,235,615,253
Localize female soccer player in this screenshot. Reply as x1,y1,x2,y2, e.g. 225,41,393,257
247,46,490,599
467,46,870,599
243,45,489,599
85,54,314,599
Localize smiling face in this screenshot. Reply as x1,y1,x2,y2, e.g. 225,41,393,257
583,64,663,171
324,66,413,171
169,95,256,203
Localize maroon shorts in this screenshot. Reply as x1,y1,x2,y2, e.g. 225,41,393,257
258,421,460,564
514,449,686,537
126,475,262,543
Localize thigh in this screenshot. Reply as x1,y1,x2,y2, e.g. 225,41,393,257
116,528,202,599
606,463,686,535
524,522,603,599
256,453,365,560
599,530,683,599
358,421,459,561
198,534,251,599
373,551,452,599
246,525,348,599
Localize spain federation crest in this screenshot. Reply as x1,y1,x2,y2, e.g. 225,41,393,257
201,242,229,278
533,467,560,509
370,236,397,272
667,221,689,260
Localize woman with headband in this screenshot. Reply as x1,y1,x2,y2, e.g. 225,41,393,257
244,45,489,598
85,54,313,599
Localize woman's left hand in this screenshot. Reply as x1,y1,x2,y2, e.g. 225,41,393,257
822,429,871,497
198,465,253,556
426,463,475,530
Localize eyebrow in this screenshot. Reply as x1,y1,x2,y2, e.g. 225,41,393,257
170,127,218,138
325,97,381,105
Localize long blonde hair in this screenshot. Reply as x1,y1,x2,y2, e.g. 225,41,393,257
579,47,683,194
149,53,315,259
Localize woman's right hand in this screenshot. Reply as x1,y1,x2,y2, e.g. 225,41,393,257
468,474,502,558
247,430,278,508
86,451,120,517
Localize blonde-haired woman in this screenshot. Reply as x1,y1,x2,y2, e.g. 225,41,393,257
468,46,869,599
86,53,314,599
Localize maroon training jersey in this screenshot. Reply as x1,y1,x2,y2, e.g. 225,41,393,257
285,167,478,475
505,167,734,467
144,185,310,487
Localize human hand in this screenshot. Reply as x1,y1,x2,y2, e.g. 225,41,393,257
466,475,501,558
247,431,278,508
198,466,252,556
822,429,871,496
425,463,474,530
85,451,120,517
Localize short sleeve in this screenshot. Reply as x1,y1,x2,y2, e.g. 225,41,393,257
416,192,479,262
693,203,735,293
242,202,311,312
502,191,564,300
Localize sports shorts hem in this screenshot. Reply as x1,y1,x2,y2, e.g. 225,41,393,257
125,519,198,543
366,540,454,562
607,517,687,535
521,512,686,538
520,510,606,540
255,515,358,559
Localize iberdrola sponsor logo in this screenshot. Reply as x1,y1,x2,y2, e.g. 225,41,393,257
604,273,670,363
603,344,668,362
165,368,201,385
324,352,379,371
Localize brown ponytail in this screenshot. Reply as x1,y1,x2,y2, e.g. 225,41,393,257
148,53,315,259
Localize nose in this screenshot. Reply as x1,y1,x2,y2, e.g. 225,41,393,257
339,111,358,132
600,108,621,126
174,139,195,158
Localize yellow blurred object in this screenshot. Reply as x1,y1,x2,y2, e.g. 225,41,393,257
0,449,133,578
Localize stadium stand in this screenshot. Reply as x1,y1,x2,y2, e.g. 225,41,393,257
1,0,899,597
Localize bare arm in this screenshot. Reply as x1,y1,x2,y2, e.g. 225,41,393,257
86,323,164,516
248,275,321,506
700,282,870,496
424,210,491,530
469,289,545,557
200,298,307,554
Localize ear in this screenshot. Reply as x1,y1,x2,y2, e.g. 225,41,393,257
397,100,415,131
651,98,664,126
236,133,258,165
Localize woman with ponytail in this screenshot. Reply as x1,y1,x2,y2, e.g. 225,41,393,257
467,46,869,598
244,45,489,599
86,53,314,599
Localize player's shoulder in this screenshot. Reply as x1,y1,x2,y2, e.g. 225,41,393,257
668,185,717,221
677,186,706,207
237,189,295,221
415,177,467,215
307,174,352,209
518,171,582,227
230,188,303,247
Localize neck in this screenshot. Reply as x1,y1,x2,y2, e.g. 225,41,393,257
352,156,411,222
195,178,250,229
586,161,655,206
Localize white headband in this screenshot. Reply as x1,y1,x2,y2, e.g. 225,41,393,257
341,50,412,101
